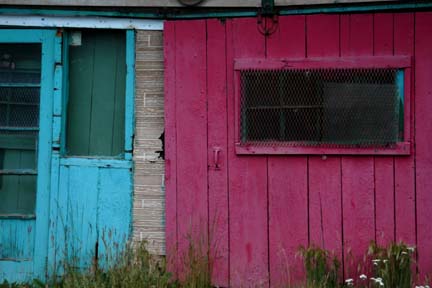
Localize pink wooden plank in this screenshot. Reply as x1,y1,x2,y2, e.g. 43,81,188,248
340,14,376,278
341,158,375,277
269,157,308,286
266,15,305,58
374,158,395,246
307,14,343,268
174,20,208,278
414,11,432,278
206,19,229,287
373,13,393,55
267,15,308,286
393,12,416,248
373,13,395,247
234,56,411,70
163,21,178,276
227,18,269,287
235,143,410,155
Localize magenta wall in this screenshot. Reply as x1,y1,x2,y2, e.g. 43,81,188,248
164,12,432,287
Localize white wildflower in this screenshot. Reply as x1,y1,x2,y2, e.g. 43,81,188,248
371,277,384,287
383,259,388,263
407,246,415,252
345,278,354,286
401,251,408,255
372,259,381,266
359,274,367,280
415,286,424,288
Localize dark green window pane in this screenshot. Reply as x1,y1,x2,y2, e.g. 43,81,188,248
66,30,126,157
0,43,40,215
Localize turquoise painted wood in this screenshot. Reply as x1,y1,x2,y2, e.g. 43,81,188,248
0,219,35,260
46,29,134,279
48,162,132,272
1,28,134,283
125,30,135,161
0,29,57,283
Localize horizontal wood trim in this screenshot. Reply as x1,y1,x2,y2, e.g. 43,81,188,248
235,141,411,155
0,0,395,7
0,135,36,150
60,157,132,168
235,56,412,70
0,214,35,219
0,169,37,175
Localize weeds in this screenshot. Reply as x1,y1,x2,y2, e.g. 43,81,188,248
1,240,429,288
298,245,340,288
367,241,413,288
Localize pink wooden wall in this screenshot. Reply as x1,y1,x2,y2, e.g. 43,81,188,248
164,12,432,287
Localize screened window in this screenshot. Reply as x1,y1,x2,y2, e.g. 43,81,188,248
240,68,402,146
0,44,41,215
66,30,126,157
235,57,410,154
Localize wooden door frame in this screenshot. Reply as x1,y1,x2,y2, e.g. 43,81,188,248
0,29,57,281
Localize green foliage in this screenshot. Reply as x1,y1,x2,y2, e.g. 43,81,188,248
298,245,341,288
367,241,414,288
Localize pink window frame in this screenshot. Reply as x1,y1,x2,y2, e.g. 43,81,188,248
234,56,412,155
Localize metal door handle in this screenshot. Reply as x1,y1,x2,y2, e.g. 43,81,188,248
213,147,221,170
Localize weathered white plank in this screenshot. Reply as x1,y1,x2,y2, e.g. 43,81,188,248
0,15,163,30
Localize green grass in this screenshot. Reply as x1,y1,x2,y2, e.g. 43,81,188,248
1,240,429,288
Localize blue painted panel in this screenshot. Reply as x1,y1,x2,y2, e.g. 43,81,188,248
125,30,135,161
32,30,57,281
64,165,99,269
0,260,33,283
48,162,132,274
0,219,35,260
0,29,57,283
97,167,132,267
60,157,132,169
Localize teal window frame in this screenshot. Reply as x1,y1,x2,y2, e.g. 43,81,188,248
60,29,135,160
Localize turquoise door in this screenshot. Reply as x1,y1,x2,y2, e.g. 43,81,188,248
0,30,58,282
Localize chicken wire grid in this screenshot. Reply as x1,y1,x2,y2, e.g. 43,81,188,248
239,68,403,148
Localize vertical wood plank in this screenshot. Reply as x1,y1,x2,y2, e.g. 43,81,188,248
113,31,127,157
307,15,343,267
67,33,94,155
373,13,396,247
89,32,118,156
206,19,229,287
414,11,432,278
124,29,135,160
174,20,208,278
340,14,375,278
393,12,416,247
269,158,308,285
33,31,56,280
267,15,308,286
163,21,178,276
97,167,132,266
66,166,98,268
227,18,269,287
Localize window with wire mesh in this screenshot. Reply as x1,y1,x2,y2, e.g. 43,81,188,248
239,68,404,147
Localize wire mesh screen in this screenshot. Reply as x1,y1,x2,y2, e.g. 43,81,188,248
239,68,403,147
0,87,40,133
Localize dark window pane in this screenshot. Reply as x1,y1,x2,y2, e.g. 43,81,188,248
240,68,401,147
67,30,126,157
